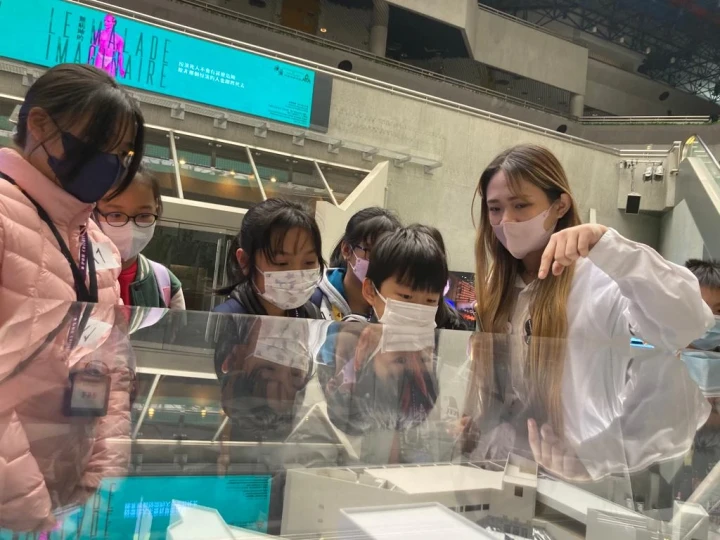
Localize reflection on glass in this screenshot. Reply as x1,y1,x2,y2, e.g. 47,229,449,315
131,372,161,426
2,299,717,539
320,163,366,205
141,128,177,197
684,135,720,191
135,376,223,440
252,150,332,212
175,134,264,208
142,223,233,311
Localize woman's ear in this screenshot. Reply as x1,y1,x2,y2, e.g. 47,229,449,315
236,248,250,276
556,193,573,219
340,241,352,261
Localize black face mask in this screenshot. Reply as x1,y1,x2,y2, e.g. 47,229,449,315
45,131,128,204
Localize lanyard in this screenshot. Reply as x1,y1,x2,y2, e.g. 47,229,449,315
0,172,98,303
0,303,83,385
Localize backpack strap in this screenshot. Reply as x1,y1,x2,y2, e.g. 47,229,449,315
148,259,172,308
214,297,247,314
310,288,324,307
304,300,322,319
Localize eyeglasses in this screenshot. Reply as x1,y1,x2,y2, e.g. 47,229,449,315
96,210,158,228
353,245,371,260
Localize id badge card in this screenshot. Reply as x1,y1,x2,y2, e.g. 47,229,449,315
63,369,110,417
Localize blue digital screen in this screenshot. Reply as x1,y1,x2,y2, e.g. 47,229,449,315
0,475,272,539
0,0,318,128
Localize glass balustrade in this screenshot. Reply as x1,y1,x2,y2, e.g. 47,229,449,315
1,300,717,539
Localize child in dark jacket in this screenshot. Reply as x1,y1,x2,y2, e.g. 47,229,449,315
214,199,324,319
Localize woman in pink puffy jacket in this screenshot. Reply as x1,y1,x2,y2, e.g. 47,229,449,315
0,63,145,320
0,64,144,532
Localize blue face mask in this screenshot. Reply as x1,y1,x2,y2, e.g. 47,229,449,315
681,349,720,394
46,131,127,204
689,316,720,352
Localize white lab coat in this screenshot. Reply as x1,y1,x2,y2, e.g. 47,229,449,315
510,228,714,350
466,335,710,480
468,229,714,477
561,339,710,479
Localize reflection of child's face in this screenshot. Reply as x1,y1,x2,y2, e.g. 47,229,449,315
701,286,720,316
373,350,430,381
224,348,308,414
364,276,441,320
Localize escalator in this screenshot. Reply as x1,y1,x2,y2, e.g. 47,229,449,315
676,135,720,259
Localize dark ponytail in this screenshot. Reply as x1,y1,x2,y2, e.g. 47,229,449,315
329,207,402,268
217,199,326,296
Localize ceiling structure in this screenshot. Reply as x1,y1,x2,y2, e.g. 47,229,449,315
480,0,720,102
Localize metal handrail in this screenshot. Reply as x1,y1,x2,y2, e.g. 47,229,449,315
476,2,573,43
156,0,569,117
72,1,628,156
691,134,720,172
582,115,711,125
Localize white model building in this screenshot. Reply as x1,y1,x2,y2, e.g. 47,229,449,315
281,454,710,540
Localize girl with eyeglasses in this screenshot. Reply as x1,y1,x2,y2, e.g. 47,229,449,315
313,207,401,322
95,167,185,309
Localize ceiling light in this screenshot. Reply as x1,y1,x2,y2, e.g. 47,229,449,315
201,408,207,418
179,159,186,165
320,27,327,33
270,176,277,183
148,407,155,418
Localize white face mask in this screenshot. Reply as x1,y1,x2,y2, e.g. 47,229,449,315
255,268,320,311
101,222,155,261
374,288,438,328
252,318,313,371
380,325,436,353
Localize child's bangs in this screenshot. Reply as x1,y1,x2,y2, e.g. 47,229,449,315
393,257,447,294
261,214,320,264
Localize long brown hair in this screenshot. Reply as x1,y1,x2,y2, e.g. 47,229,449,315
467,144,582,438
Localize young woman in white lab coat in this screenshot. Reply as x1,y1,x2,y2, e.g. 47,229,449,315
473,143,713,350
464,144,715,468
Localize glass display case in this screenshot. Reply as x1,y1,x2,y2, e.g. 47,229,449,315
1,300,718,539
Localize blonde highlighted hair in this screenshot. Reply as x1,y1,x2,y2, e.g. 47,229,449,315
466,144,583,439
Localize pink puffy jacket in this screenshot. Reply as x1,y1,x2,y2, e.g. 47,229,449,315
0,148,122,325
0,149,129,531
0,300,133,532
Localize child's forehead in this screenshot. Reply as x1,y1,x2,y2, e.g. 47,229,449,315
269,227,315,253
382,275,437,295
